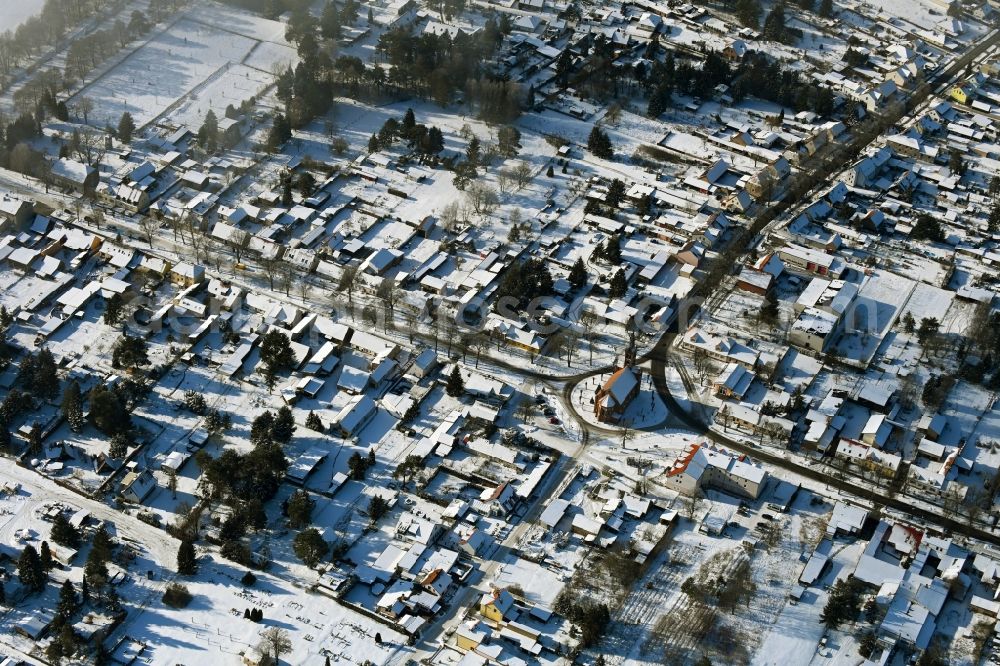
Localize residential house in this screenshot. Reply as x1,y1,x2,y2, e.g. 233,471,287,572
170,262,205,287
789,307,839,353
332,394,377,438
681,328,759,369
735,266,773,295
50,158,99,194
777,244,844,278
0,197,32,230
119,469,156,503
480,588,516,625
478,482,517,516
713,363,754,400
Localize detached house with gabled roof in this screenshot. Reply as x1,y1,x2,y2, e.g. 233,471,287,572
119,469,156,503
480,588,516,625
170,262,205,287
681,327,760,369
0,197,32,231
843,146,893,189
478,482,516,516
713,362,754,400
50,158,99,194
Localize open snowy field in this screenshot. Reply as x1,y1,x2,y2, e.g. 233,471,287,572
108,551,408,666
0,0,46,31
165,63,275,132
72,3,294,128
865,0,967,31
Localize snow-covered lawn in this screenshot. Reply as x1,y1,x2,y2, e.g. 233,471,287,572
73,3,295,128
112,552,408,665
165,63,275,132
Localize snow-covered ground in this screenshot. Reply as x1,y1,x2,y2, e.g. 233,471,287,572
109,551,408,666
71,4,294,128
165,63,276,133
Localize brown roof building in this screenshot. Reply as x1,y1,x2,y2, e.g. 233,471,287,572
594,367,640,424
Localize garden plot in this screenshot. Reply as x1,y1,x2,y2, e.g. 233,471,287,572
73,3,295,129
188,2,290,43
788,16,847,56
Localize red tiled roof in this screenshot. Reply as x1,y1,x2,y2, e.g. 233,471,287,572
666,443,702,478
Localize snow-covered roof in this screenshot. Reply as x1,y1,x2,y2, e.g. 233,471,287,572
50,158,94,185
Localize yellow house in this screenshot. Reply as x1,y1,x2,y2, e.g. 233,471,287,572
455,620,488,651
170,261,206,287
479,588,515,625
950,85,973,104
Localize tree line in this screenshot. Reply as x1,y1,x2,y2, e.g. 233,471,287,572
268,5,521,134
644,49,833,119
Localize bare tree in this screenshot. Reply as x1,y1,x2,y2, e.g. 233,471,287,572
496,168,513,194
174,213,196,245
258,627,292,665
77,97,94,125
401,310,417,343
260,256,280,290
512,160,533,189
278,263,294,296
74,129,107,166
465,182,499,216
472,332,490,368
298,278,312,303
189,232,206,265
205,239,225,272
693,348,713,380
620,421,635,449
168,215,183,242
583,327,600,365
458,333,474,363
375,278,401,332
442,315,459,358
337,264,359,304
229,228,253,264
439,201,464,232
684,491,702,521
563,329,580,367
167,467,177,500
138,215,158,247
